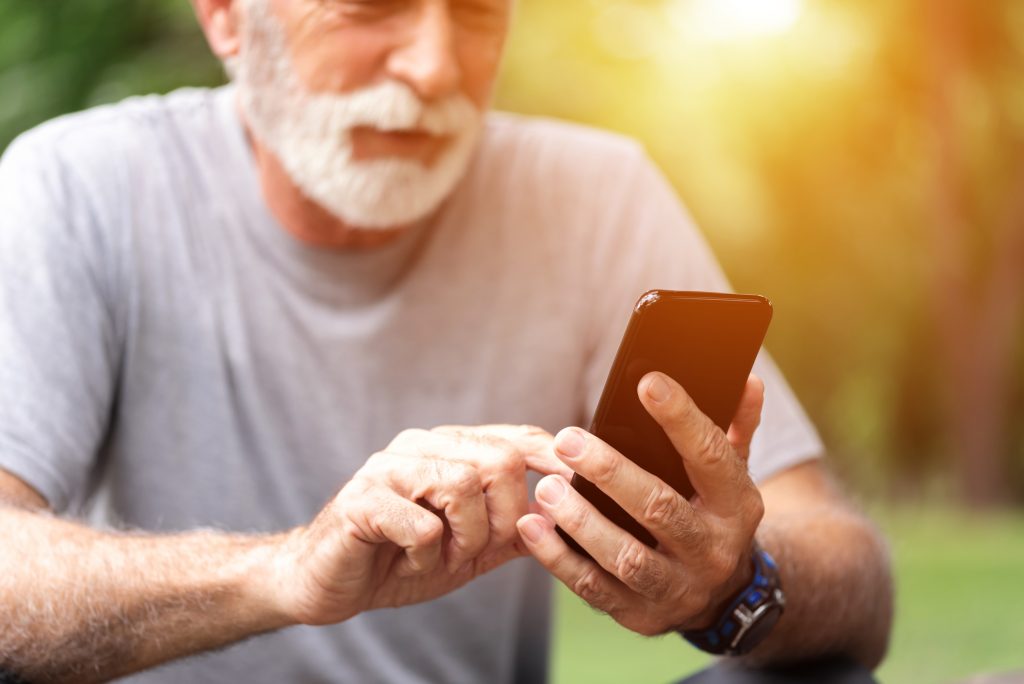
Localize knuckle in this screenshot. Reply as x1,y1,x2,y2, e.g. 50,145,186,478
493,445,526,477
392,428,425,447
694,428,727,466
400,559,432,577
614,542,665,598
427,457,447,484
744,492,765,527
561,499,590,533
335,512,366,546
572,568,610,608
432,424,462,434
614,541,647,582
321,510,351,545
335,483,372,521
360,452,391,477
710,546,740,579
341,473,373,498
587,449,619,485
447,462,483,496
415,516,445,546
520,424,552,440
642,487,681,529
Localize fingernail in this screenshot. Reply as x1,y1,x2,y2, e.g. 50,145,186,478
519,518,544,543
555,428,586,459
536,476,567,506
646,374,671,403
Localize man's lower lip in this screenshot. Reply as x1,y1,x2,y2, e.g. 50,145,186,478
357,127,437,139
350,128,449,162
385,132,433,143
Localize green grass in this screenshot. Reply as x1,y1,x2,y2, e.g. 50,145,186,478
876,507,1024,684
550,506,1024,684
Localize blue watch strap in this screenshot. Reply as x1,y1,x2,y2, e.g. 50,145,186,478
681,542,785,655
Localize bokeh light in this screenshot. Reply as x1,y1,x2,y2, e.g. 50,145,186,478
681,0,804,42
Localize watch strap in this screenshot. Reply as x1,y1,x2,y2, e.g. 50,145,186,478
681,542,785,656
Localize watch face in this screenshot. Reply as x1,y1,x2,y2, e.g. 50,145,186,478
737,604,784,654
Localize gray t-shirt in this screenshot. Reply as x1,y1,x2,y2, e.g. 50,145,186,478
0,86,823,683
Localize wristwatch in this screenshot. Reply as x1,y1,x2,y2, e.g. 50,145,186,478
680,542,785,656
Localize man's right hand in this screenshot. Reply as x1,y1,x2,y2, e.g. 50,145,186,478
268,424,572,626
0,424,569,682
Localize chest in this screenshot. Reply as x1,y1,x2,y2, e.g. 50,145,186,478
101,223,588,528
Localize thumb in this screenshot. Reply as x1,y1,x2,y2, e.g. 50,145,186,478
726,374,764,460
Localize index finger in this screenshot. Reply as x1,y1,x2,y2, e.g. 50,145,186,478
550,427,705,555
637,372,756,515
434,424,573,480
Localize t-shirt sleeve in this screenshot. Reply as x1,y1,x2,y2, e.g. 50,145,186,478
0,131,119,512
580,145,823,483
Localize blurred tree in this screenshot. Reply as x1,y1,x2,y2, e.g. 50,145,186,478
498,0,1024,505
924,0,1024,506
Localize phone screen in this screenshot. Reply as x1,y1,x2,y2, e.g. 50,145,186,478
560,290,772,552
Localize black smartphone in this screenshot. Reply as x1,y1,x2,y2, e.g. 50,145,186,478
558,290,772,554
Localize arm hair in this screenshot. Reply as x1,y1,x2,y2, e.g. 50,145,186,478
0,471,294,683
742,462,893,669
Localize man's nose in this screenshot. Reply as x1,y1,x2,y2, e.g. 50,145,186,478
387,2,461,101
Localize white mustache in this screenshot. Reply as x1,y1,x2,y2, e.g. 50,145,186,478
296,80,479,138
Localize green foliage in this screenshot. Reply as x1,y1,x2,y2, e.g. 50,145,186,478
0,0,224,151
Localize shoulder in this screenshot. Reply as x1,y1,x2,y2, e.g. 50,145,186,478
465,112,665,236
0,88,231,288
1,87,233,248
475,112,651,186
6,86,226,153
2,87,230,195
482,111,645,158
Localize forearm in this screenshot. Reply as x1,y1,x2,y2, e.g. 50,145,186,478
0,506,294,683
745,505,893,669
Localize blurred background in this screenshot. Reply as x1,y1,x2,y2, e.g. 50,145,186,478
1,0,1021,681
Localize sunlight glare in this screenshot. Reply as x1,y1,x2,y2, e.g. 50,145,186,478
685,0,804,42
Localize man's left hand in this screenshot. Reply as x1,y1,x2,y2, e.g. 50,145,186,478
516,371,767,635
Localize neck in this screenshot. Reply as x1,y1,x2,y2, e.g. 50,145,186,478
241,114,410,251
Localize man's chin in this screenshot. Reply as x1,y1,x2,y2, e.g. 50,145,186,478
294,155,471,231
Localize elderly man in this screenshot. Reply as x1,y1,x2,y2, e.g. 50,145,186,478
0,0,892,682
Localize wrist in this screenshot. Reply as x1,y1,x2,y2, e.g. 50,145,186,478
680,542,786,656
233,531,301,632
691,543,757,630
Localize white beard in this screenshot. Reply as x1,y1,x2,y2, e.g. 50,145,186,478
233,0,483,229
